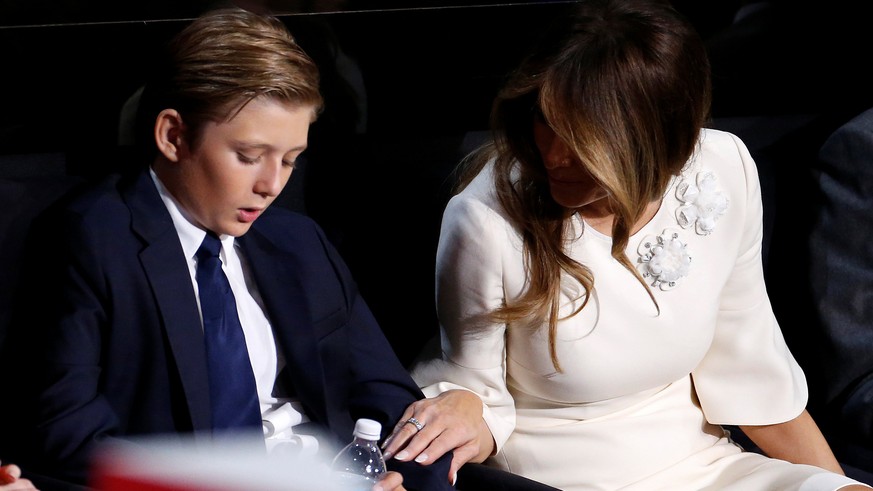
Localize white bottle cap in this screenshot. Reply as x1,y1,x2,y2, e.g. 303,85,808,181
353,418,382,441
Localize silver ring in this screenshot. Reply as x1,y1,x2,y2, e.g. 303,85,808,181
405,417,425,432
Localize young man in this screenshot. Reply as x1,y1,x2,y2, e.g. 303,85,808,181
0,8,452,491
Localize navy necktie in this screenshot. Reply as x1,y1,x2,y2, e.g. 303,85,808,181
195,232,262,431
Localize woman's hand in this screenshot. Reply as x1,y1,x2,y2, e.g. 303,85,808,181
382,390,495,483
0,463,39,490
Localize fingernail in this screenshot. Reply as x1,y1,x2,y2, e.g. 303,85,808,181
451,472,458,485
382,450,393,459
414,453,429,463
394,450,409,461
373,485,383,491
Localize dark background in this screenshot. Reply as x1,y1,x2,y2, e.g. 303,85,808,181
2,0,873,481
2,0,869,177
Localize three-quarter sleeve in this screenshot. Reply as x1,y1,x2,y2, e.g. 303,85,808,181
691,131,808,425
412,178,519,451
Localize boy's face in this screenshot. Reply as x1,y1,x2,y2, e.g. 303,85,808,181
171,97,313,237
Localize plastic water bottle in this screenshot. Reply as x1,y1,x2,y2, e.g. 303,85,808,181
330,418,387,490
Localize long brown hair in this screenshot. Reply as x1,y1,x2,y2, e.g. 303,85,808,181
456,0,711,371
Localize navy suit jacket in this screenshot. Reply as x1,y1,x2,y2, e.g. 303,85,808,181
1,168,452,490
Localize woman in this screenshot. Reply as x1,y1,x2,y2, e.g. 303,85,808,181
383,0,871,489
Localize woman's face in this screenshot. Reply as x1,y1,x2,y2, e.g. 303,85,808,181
533,117,608,210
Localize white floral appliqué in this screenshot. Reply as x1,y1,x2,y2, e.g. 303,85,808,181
675,171,729,235
637,228,691,291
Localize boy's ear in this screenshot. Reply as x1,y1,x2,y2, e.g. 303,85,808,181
154,109,185,162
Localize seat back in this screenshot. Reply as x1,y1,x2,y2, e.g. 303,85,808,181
0,153,83,351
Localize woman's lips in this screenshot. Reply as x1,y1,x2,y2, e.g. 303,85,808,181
548,176,584,185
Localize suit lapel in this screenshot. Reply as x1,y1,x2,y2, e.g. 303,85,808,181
124,170,212,431
237,226,328,422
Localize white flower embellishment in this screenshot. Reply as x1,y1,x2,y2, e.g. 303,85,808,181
675,171,729,235
637,228,691,291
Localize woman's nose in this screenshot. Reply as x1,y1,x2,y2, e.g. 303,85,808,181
542,136,574,169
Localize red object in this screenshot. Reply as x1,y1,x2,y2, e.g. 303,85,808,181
90,473,213,491
0,467,16,485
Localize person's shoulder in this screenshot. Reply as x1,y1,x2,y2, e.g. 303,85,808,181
447,162,501,213
451,159,501,208
692,127,755,172
684,128,763,209
821,106,873,159
255,205,316,229
251,206,326,247
678,128,759,201
698,127,748,153
39,173,128,225
443,161,520,241
839,106,873,131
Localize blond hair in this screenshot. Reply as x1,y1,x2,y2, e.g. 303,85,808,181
136,7,323,158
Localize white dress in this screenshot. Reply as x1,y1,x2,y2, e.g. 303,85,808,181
412,129,865,490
